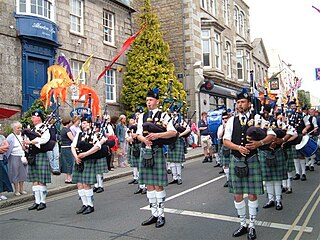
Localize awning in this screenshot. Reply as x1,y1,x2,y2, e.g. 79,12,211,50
200,84,238,99
0,107,20,119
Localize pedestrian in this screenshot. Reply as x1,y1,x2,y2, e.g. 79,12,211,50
5,121,28,196
116,114,128,168
223,91,272,240
70,115,81,137
190,119,199,148
136,88,177,228
46,120,60,175
198,112,213,163
60,117,74,183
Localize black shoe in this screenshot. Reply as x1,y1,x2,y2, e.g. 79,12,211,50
223,181,229,187
208,156,213,162
28,203,39,210
282,187,287,193
93,187,98,192
167,169,172,174
317,161,320,166
52,170,61,175
82,206,94,215
76,205,88,214
213,163,221,168
286,188,292,194
232,225,248,237
37,203,46,211
128,179,138,184
263,200,275,209
155,216,165,228
305,165,310,171
141,188,147,194
177,179,182,185
202,156,209,163
134,188,143,194
96,187,104,193
141,215,158,226
293,173,300,180
168,179,178,185
247,227,257,240
275,201,283,210
219,169,224,174
301,174,307,181
310,166,315,171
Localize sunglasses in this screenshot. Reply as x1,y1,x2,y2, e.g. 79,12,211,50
222,117,228,120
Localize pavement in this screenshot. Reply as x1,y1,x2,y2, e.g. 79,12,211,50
0,146,204,209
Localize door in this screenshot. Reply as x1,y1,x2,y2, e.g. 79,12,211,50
23,57,49,112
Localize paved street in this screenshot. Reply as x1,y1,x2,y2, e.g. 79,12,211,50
0,152,319,240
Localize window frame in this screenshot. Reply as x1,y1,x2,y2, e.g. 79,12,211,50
237,49,244,81
226,41,232,78
200,0,207,11
103,10,115,45
201,30,211,68
223,0,229,26
105,69,116,103
246,51,251,82
214,31,221,70
16,0,55,22
69,0,84,35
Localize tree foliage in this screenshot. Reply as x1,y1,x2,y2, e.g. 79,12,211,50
297,90,311,109
121,0,186,114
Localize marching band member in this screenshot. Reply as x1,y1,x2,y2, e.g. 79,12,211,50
137,89,177,228
24,110,51,211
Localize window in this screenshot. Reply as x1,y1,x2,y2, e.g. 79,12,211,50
71,60,85,84
209,0,217,16
16,0,54,21
103,10,115,45
226,41,232,78
239,11,244,36
223,0,229,26
201,30,211,67
200,0,207,11
234,7,238,32
214,32,221,69
237,50,243,80
105,70,116,102
246,51,251,82
70,0,83,34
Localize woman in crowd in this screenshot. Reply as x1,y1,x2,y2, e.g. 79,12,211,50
60,117,74,183
6,121,28,196
116,115,128,168
70,115,81,137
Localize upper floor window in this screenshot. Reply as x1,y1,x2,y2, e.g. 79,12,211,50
237,50,243,80
71,60,85,84
239,11,245,36
70,0,83,34
209,0,217,16
246,51,251,82
223,0,229,26
16,0,55,21
105,70,116,102
103,10,115,45
226,41,232,78
200,0,207,11
214,32,221,69
201,30,211,67
234,7,238,32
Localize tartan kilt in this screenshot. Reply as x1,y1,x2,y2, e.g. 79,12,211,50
127,143,140,168
258,149,287,181
283,146,295,172
220,145,231,166
229,154,264,195
72,159,96,185
139,147,167,187
167,138,185,163
95,157,108,174
292,145,304,159
28,152,51,184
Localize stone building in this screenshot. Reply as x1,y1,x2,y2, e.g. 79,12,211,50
0,0,134,120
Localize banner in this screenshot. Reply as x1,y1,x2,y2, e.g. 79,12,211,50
315,68,320,80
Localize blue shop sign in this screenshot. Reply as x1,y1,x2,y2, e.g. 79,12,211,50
70,108,92,118
15,15,58,43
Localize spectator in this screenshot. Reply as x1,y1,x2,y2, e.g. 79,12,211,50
190,119,199,148
198,112,213,163
70,115,81,137
60,117,74,183
116,114,128,167
47,121,60,175
6,121,28,196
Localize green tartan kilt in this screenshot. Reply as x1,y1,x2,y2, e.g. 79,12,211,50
283,146,295,172
28,152,51,183
72,159,96,185
139,147,167,187
258,149,287,181
95,157,108,174
167,138,186,163
220,145,231,166
127,143,140,167
229,154,264,195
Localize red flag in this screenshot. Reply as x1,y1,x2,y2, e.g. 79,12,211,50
97,24,146,81
312,5,320,13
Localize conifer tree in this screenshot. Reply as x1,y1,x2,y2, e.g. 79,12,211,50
121,0,186,113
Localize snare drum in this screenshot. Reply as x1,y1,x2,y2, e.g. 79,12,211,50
295,135,318,157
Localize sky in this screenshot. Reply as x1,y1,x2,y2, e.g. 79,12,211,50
245,0,320,97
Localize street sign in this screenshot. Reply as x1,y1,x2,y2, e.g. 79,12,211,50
70,107,92,118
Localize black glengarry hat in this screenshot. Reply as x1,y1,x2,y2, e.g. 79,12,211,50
236,91,251,101
32,110,45,121
146,88,160,99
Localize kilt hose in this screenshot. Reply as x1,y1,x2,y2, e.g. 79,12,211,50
220,145,231,167
258,148,287,181
72,159,97,185
28,152,51,184
139,147,168,187
283,146,296,172
229,154,264,195
127,142,140,168
95,157,108,175
167,138,186,163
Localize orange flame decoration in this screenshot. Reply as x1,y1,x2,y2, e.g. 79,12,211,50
259,78,277,104
76,84,101,117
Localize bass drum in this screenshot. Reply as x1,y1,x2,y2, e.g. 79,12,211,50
295,135,318,157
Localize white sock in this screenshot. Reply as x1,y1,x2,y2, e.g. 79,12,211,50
139,184,145,189
32,186,41,204
166,161,171,170
234,200,246,227
147,190,157,217
282,179,287,189
294,159,301,174
133,167,139,180
265,181,274,201
300,159,306,175
176,163,182,179
78,189,87,206
170,163,177,180
287,172,293,189
310,155,315,167
39,186,47,204
248,199,258,228
156,190,166,217
85,189,94,207
224,168,230,181
274,181,282,201
96,174,103,188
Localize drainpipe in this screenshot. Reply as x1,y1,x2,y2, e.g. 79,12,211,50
181,0,187,87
